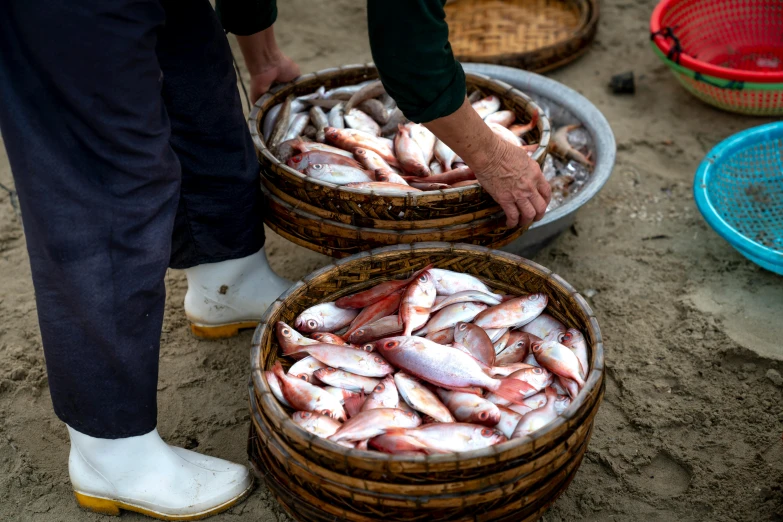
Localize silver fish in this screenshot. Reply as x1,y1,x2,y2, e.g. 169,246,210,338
495,406,523,438
294,344,394,377
387,423,507,453
268,95,295,152
345,109,381,136
434,139,457,171
283,113,309,143
358,99,391,125
309,106,329,143
430,290,503,312
380,107,407,136
409,124,437,164
344,80,386,114
328,102,345,129
512,387,560,438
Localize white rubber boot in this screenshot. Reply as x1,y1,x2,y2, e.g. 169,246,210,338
184,248,291,339
68,426,253,520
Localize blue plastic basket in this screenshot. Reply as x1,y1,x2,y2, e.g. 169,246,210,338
694,122,783,275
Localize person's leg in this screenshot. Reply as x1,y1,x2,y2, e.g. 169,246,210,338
0,0,251,517
156,0,290,339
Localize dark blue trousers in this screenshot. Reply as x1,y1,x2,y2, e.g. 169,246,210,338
0,0,264,438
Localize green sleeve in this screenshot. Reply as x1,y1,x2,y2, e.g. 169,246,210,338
215,0,277,36
367,0,466,123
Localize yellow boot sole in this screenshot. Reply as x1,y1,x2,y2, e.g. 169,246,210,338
189,321,259,340
74,482,253,520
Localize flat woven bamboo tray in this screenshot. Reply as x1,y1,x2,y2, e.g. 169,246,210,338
249,64,550,222
248,243,605,522
260,183,525,258
446,0,600,72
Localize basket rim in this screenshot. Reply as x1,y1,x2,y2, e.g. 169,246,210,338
249,242,605,464
260,181,517,236
248,65,550,201
693,121,783,268
650,43,783,91
448,0,599,68
650,0,783,83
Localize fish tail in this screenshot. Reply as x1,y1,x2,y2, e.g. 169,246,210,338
343,395,366,417
491,378,537,405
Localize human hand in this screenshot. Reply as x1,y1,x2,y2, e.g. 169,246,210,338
248,51,300,103
472,138,551,228
236,27,300,103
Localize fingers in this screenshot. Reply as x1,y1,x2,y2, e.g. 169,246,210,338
537,179,552,203
529,190,548,222
515,198,537,228
500,202,520,228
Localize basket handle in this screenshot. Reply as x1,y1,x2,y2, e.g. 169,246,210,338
650,27,683,64
693,72,745,90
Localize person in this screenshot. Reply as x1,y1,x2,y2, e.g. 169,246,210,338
0,0,550,519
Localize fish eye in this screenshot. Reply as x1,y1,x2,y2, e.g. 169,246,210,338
307,319,318,329
419,274,428,282
300,412,311,419
481,428,494,437
383,341,397,350
374,383,385,393
362,344,374,353
324,367,336,373
530,294,541,301
531,341,542,352
282,328,291,336
560,332,572,343
373,356,385,364
291,155,302,163
458,323,468,331
533,368,543,374
296,374,309,381
479,411,489,421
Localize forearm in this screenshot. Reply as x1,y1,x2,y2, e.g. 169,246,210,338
423,97,501,171
236,27,282,76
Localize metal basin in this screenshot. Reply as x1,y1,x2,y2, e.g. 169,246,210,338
463,63,617,257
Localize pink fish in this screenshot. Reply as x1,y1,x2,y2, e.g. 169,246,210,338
344,290,403,337
453,322,496,367
394,124,430,176
272,362,346,422
275,322,321,361
385,423,507,453
287,150,364,172
335,265,434,309
521,313,565,341
394,373,454,423
324,127,398,166
290,344,394,377
532,340,585,388
559,328,589,379
264,370,290,407
424,327,455,345
473,293,548,330
495,406,523,438
329,408,421,443
361,375,400,411
415,302,488,336
348,315,406,344
512,387,560,438
369,433,431,455
495,332,534,366
399,270,437,336
375,337,537,404
484,110,516,127
313,367,380,393
292,411,342,439
295,303,359,334
436,389,501,427
485,366,552,406
288,356,328,384
310,332,348,346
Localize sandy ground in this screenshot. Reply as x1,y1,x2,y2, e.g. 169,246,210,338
1,0,782,521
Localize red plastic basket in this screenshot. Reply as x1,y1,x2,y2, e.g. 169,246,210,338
650,0,783,115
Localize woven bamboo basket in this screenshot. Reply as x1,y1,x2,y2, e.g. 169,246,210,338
261,183,524,258
249,64,550,223
248,243,605,522
445,0,599,73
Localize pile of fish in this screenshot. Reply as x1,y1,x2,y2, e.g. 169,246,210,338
264,266,590,455
262,80,594,198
